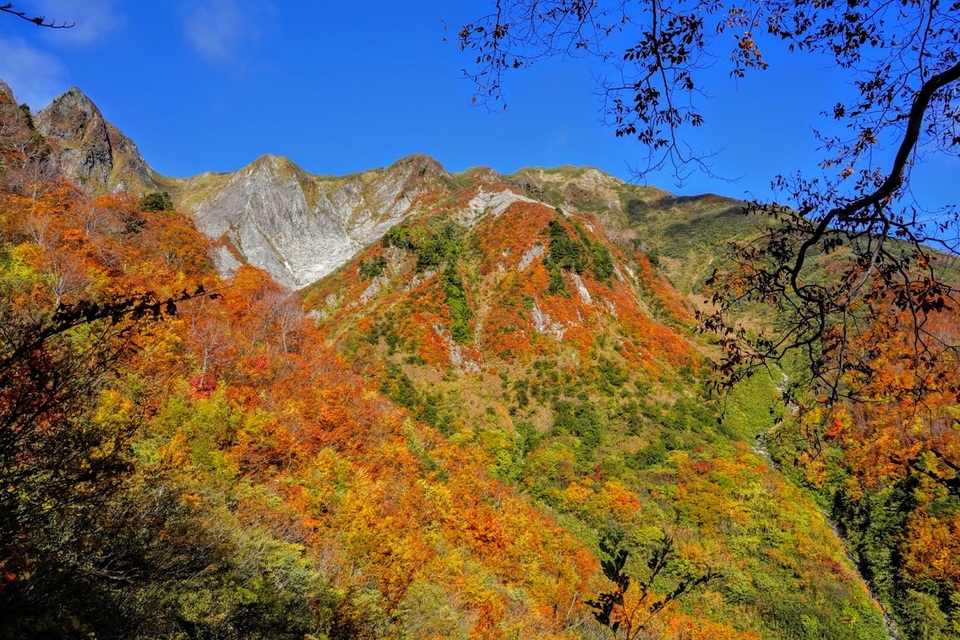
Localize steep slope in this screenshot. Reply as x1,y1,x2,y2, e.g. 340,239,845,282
161,153,452,288
35,86,160,196
30,85,748,297
31,86,457,290
0,97,605,638
507,165,758,297
302,170,889,639
14,81,931,637
28,85,757,299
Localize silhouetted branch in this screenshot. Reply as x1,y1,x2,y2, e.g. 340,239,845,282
0,285,221,375
0,3,74,29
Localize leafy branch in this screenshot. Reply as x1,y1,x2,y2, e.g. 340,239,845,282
586,534,721,639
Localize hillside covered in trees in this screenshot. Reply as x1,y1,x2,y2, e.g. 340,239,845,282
1,77,958,640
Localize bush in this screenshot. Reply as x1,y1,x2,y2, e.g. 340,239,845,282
359,256,387,280
442,263,472,343
553,400,602,449
138,191,174,212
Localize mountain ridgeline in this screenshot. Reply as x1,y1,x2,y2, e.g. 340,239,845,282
0,82,922,638
33,87,747,293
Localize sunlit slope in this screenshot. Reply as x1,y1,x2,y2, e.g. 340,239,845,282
302,170,888,639
11,81,893,638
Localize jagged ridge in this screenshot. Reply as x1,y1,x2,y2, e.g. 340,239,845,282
30,86,719,291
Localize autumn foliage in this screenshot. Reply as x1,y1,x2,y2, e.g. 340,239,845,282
0,90,904,638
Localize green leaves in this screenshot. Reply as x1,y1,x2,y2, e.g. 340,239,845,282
543,217,617,295
358,255,387,280
442,262,472,343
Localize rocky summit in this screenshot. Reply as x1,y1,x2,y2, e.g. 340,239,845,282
36,87,159,196
33,87,672,290
166,153,451,288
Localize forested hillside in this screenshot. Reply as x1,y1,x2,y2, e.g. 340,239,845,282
302,168,889,639
2,76,958,639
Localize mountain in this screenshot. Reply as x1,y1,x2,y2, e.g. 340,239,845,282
14,82,953,638
35,87,160,196
30,86,444,287
296,166,893,639
31,87,746,292
159,153,451,288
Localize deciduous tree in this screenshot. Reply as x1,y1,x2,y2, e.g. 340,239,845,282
457,0,960,400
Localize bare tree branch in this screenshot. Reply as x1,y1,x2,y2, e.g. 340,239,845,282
0,3,74,29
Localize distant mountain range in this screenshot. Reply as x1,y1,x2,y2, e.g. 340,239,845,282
30,85,743,292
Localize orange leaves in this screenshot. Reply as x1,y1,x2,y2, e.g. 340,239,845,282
901,508,960,588
663,614,761,640
474,199,556,276
634,252,695,324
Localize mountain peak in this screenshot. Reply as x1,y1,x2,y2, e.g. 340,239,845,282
37,86,103,140
246,153,303,176
35,87,157,195
458,166,506,185
0,80,14,104
389,153,449,176
61,86,97,106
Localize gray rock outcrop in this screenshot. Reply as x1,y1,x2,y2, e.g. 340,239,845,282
182,153,450,288
35,87,158,195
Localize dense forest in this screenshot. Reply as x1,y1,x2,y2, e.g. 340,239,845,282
0,75,958,639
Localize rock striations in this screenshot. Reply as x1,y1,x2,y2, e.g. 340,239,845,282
176,153,450,288
30,85,657,291
35,87,159,196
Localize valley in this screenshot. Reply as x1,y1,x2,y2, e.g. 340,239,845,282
1,80,956,639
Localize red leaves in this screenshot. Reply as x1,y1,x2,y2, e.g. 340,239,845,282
189,374,217,398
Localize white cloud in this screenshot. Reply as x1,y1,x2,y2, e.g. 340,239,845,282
182,0,261,64
0,38,66,109
35,0,123,46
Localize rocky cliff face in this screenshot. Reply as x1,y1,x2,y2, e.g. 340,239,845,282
35,87,158,196
31,87,460,288
167,153,451,288
31,86,667,291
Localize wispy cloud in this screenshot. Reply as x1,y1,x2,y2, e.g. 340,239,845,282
0,38,65,109
35,0,123,46
182,0,266,64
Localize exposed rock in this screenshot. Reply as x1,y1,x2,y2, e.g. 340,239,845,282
212,245,243,277
29,86,661,294
459,187,536,225
571,273,592,305
359,276,385,304
181,153,443,288
510,165,628,212
531,301,566,340
35,87,158,195
518,244,544,270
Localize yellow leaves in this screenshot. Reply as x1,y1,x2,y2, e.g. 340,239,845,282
824,406,852,439
594,480,644,523
803,455,828,488
92,388,134,430
158,430,191,468
181,491,202,507
421,479,456,524
561,481,592,510
901,509,960,586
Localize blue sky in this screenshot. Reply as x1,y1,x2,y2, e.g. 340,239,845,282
0,0,956,209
